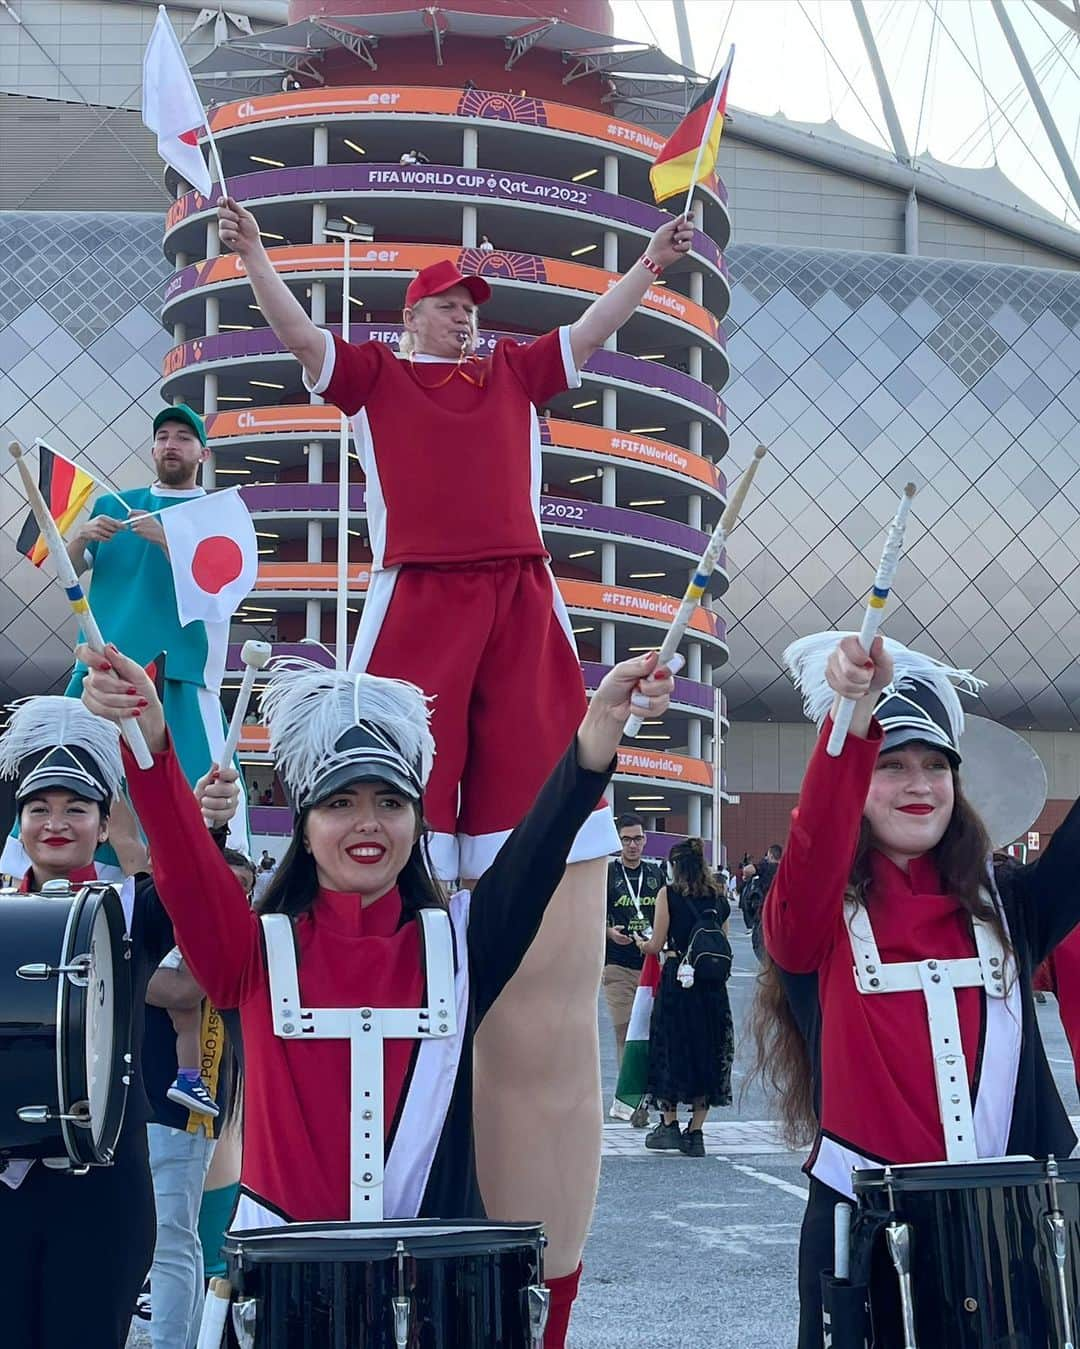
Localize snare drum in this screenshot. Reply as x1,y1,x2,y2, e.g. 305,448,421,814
223,1220,549,1349
0,883,132,1166
853,1157,1080,1347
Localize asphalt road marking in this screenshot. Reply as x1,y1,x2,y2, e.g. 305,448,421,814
726,1160,809,1201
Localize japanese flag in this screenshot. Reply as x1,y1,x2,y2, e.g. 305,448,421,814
161,488,258,626
142,6,212,198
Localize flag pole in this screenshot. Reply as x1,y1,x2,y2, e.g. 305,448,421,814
201,108,228,198
335,232,352,670
8,440,154,770
680,44,734,222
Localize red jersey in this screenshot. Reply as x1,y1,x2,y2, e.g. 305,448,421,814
308,328,580,569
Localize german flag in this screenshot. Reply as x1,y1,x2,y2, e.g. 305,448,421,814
16,445,96,567
649,48,733,206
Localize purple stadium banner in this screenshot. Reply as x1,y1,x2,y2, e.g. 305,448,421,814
165,326,727,421
240,484,710,555
166,164,724,273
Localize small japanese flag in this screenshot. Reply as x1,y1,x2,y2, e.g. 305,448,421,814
142,6,212,197
161,489,258,626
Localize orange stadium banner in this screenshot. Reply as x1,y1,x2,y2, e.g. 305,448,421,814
252,566,721,638
204,409,722,491
616,747,714,787
165,243,720,340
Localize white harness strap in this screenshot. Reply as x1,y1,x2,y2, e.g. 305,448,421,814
260,905,459,1221
844,888,1009,1163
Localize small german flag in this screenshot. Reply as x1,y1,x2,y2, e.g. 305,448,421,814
16,445,97,567
649,47,734,206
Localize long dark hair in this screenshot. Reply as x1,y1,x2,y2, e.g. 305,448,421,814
669,837,723,901
748,767,1007,1148
256,801,447,923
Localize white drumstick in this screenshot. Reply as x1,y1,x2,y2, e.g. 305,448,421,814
625,445,766,736
195,1277,232,1349
826,482,916,757
220,640,272,767
834,1201,851,1282
9,440,153,769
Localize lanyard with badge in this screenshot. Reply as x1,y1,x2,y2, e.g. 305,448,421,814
619,863,653,937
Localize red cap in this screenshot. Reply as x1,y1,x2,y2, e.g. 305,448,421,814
404,260,491,309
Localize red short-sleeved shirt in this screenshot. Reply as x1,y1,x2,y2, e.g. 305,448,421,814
307,328,580,568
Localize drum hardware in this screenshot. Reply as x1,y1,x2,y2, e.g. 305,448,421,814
17,955,91,985
392,1239,411,1349
885,1219,918,1349
17,1101,91,1126
230,1297,256,1349
1044,1157,1075,1349
527,1284,550,1348
962,1298,977,1312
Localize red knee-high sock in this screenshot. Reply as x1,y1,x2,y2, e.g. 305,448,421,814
544,1263,583,1349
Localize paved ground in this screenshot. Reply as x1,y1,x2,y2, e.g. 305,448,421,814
130,925,1080,1347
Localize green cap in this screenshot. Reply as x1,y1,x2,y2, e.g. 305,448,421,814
153,403,207,446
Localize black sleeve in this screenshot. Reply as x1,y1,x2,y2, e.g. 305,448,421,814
1008,794,1080,963
133,874,176,965
466,737,612,1022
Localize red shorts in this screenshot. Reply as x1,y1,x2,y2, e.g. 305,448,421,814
350,557,617,879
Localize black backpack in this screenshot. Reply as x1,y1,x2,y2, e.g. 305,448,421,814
683,898,733,985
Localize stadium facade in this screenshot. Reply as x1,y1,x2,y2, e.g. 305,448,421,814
2,0,1080,861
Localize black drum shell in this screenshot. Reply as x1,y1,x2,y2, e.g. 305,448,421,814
0,887,131,1165
224,1219,545,1349
854,1159,1080,1348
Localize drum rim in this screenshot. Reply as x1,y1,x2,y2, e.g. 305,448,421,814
853,1157,1080,1194
225,1217,547,1260
58,886,132,1166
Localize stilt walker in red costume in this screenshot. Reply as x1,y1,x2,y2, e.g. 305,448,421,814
217,196,694,1340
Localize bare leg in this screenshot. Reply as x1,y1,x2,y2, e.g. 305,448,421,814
689,1104,709,1132
473,857,606,1280
168,1003,203,1071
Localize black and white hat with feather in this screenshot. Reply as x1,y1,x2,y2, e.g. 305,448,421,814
0,696,123,805
783,632,984,764
260,659,435,813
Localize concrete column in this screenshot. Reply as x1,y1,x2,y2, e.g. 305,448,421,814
313,124,328,166
689,270,703,305
307,441,324,483
205,296,219,337
307,519,322,563
689,718,703,758
603,229,618,274
603,153,617,194
310,281,326,326
904,190,919,256
602,466,616,507
173,322,186,345
689,346,702,382
463,127,478,168
602,387,617,429
206,219,220,260
688,642,702,682
202,373,216,488
601,541,616,585
688,493,702,529
462,205,478,248
312,201,327,247
688,794,702,836
689,420,702,456
601,620,615,666
175,251,188,269
306,600,320,640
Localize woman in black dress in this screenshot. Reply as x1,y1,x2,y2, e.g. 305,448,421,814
637,838,735,1156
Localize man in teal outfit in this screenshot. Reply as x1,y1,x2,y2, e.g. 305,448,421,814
1,405,246,878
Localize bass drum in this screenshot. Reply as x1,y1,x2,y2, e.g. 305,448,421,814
225,1220,549,1349
853,1157,1080,1347
0,883,132,1166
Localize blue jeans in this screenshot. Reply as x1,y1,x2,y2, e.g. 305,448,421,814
148,1122,216,1349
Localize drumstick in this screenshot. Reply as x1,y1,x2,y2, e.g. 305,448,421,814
624,444,766,736
826,482,916,757
9,441,153,770
834,1202,851,1282
195,1278,232,1349
220,639,272,767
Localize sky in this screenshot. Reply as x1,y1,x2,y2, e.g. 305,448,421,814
610,0,1080,228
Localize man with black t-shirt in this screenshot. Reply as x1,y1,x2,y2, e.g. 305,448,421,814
604,813,665,1126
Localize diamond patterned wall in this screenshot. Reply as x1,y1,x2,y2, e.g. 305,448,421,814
2,214,1080,730
722,243,1080,731
0,211,173,696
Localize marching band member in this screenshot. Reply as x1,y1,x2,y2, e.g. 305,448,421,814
753,632,1080,1349
80,641,673,1345
216,192,694,1331
0,698,174,1349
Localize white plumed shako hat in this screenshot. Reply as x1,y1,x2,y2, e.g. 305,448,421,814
0,696,123,805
